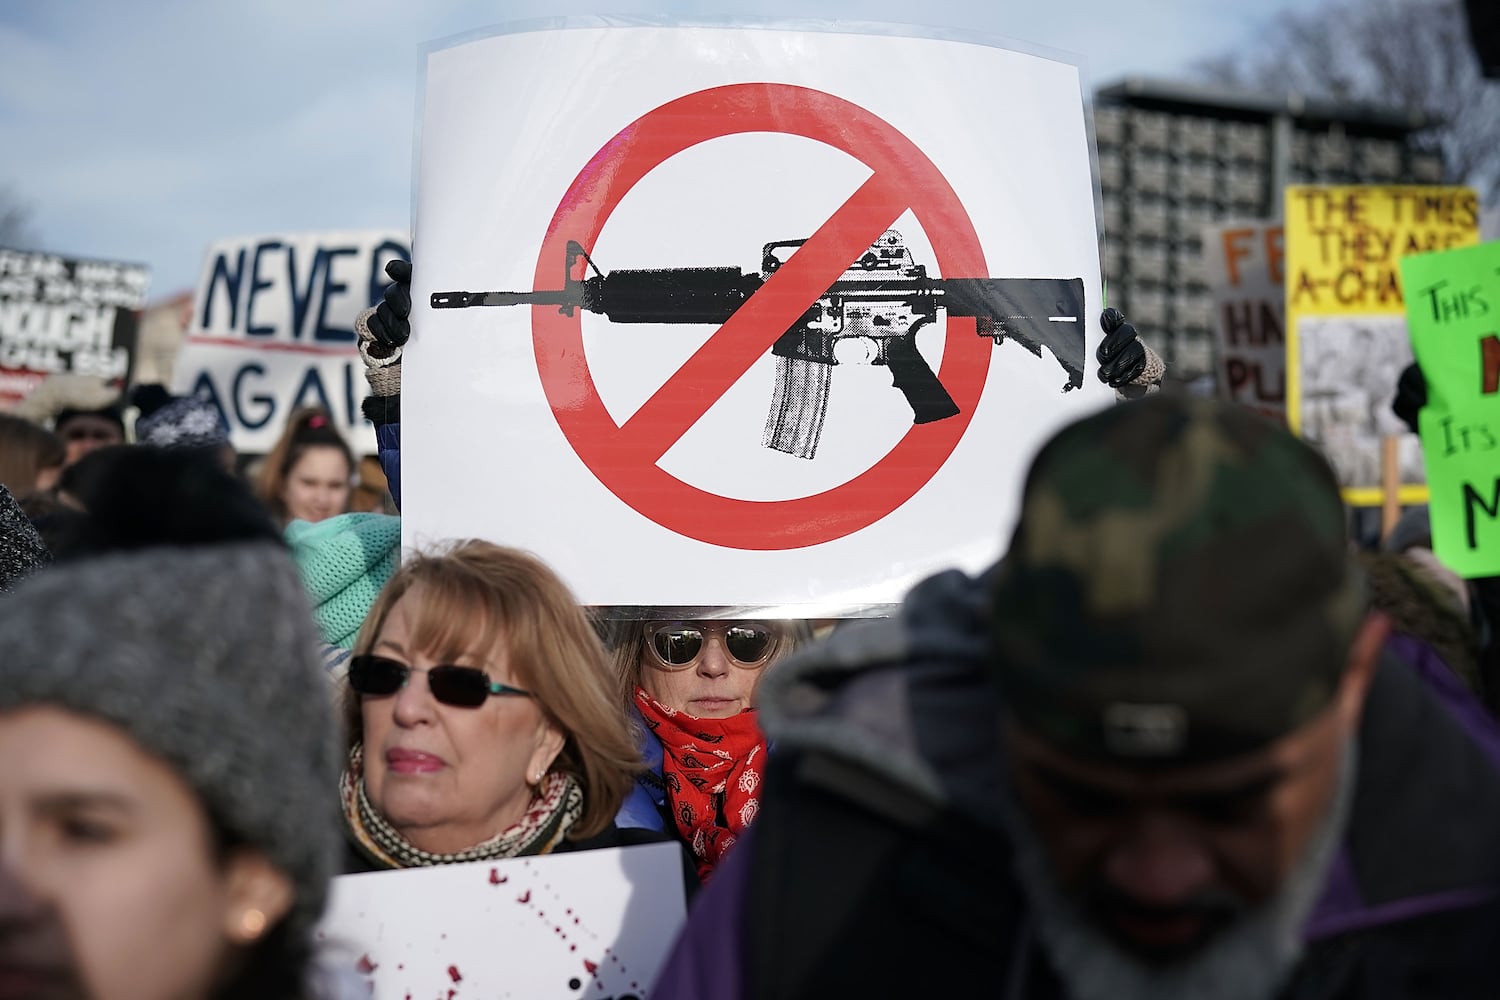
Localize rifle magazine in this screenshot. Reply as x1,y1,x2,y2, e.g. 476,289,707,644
763,355,832,460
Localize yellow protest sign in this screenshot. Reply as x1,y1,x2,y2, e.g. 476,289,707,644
1285,185,1480,505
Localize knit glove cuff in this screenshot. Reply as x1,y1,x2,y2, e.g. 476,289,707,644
1115,342,1165,400
354,306,402,397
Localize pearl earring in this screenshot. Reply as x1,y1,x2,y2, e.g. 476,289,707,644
238,908,267,942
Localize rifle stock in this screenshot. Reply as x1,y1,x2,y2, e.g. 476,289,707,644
940,277,1086,390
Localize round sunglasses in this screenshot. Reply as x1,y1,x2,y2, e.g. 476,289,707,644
348,654,533,708
644,621,779,671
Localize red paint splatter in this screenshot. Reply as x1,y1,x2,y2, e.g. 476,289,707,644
355,954,377,974
518,890,531,903
583,959,598,975
448,965,462,983
570,944,577,952
489,867,508,884
573,917,580,924
447,991,456,1000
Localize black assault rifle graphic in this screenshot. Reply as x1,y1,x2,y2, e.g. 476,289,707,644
431,231,1084,459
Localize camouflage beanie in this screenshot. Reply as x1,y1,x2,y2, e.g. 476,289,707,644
990,396,1366,765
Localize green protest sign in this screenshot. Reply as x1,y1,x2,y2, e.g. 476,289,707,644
1402,240,1500,576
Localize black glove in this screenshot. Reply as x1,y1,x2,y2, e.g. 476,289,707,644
366,258,412,351
1392,362,1426,434
1096,307,1147,387
128,383,173,420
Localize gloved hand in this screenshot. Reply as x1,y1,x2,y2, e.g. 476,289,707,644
365,259,412,354
354,258,411,426
1392,362,1426,434
1096,308,1148,387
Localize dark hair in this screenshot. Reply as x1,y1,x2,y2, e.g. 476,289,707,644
257,408,354,524
54,404,125,436
46,445,282,560
214,923,315,1000
207,823,316,1000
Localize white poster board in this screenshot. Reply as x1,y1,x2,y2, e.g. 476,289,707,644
172,230,410,453
318,844,686,1000
406,23,1109,610
1203,221,1285,423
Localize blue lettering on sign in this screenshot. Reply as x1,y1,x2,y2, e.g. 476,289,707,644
368,239,412,307
286,245,320,341
232,362,276,430
200,248,247,330
188,372,231,432
245,240,285,338
291,365,334,413
314,245,358,343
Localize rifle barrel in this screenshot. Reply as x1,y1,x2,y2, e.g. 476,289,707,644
430,289,578,309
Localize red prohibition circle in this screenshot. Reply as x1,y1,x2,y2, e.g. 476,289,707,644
533,83,991,550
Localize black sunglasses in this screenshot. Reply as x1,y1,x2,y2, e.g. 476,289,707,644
645,621,779,670
348,654,533,708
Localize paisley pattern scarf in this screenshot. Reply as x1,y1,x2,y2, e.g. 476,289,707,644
635,688,767,879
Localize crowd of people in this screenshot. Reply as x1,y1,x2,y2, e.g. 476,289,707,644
1,247,1498,1000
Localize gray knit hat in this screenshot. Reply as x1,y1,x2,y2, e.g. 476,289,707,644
0,543,341,933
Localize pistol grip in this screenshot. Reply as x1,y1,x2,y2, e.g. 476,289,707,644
887,336,959,424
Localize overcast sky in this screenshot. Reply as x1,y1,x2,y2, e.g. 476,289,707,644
0,1,1304,298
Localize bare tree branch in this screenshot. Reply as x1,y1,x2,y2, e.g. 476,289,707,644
1199,0,1500,201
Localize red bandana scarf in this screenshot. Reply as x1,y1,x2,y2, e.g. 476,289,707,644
635,687,767,880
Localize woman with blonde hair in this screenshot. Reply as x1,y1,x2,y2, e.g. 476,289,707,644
606,617,811,879
341,540,679,870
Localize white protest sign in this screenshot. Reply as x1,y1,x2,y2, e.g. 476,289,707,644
0,248,150,409
318,844,686,1000
406,24,1109,610
1203,221,1285,422
172,230,409,453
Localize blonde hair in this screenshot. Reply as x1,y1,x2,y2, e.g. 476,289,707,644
347,540,639,840
256,407,353,523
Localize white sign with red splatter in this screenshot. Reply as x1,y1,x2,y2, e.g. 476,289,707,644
317,844,685,1000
